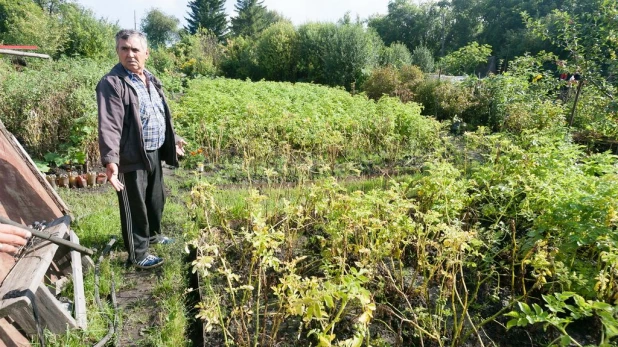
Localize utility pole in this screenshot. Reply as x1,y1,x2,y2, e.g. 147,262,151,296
134,10,137,30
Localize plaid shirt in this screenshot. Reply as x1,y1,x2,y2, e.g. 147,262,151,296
125,68,166,151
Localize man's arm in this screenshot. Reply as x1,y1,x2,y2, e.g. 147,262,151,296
97,78,125,191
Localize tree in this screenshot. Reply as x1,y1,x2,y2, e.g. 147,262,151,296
140,9,180,48
381,42,413,68
33,0,65,14
58,3,118,59
368,0,443,56
439,41,492,75
185,0,227,40
411,45,435,72
478,0,562,62
0,0,66,54
230,0,268,37
263,9,290,26
321,23,383,89
255,22,298,81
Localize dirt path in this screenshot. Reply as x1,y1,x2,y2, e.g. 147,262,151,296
113,254,164,346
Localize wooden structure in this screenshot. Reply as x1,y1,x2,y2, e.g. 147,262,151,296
0,45,50,60
0,119,87,346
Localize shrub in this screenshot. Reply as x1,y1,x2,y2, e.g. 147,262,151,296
0,58,112,166
255,22,299,81
439,41,492,75
149,46,178,74
363,64,424,103
434,81,478,121
297,22,383,90
411,78,478,123
362,66,399,100
503,100,566,133
322,24,382,89
56,3,118,59
0,0,65,55
296,22,337,83
413,78,441,116
411,44,434,72
380,42,412,68
220,35,258,80
173,29,224,78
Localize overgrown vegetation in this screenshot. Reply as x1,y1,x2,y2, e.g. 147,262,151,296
1,0,618,345
186,129,618,346
173,78,440,180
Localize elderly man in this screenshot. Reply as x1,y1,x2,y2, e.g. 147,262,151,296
97,29,186,269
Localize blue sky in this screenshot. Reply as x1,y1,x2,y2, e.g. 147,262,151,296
75,0,390,30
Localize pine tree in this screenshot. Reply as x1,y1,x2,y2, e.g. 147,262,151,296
185,0,227,39
230,0,268,37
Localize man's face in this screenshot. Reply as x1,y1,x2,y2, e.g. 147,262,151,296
116,36,149,74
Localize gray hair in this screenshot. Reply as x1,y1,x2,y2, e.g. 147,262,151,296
115,29,148,50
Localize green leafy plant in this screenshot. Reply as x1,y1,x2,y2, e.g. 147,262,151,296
506,293,618,346
439,41,492,76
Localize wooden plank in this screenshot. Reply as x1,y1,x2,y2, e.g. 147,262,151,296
0,45,38,50
0,317,30,347
0,223,67,334
33,282,77,334
69,230,87,329
0,49,50,59
1,120,71,217
0,119,69,225
3,305,36,336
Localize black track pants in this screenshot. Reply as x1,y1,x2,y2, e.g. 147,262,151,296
116,150,165,263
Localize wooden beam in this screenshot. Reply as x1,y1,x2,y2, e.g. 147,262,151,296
69,230,87,330
0,223,77,335
0,118,72,218
0,49,50,59
0,317,30,346
0,45,38,50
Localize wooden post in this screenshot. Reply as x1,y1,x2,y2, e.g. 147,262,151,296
568,79,584,130
70,231,87,329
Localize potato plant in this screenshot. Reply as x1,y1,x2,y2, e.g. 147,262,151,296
187,127,618,346
173,78,441,181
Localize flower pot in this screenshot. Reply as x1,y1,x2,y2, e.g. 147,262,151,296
57,175,69,188
76,175,87,188
68,172,77,188
86,172,96,187
46,174,57,188
96,173,108,185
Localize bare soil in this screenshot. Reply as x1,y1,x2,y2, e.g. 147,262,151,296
113,258,164,346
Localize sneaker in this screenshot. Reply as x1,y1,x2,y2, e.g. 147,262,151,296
134,254,164,269
150,236,175,245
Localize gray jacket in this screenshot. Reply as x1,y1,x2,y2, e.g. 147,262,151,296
97,63,180,173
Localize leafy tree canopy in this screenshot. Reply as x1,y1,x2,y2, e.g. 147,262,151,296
439,41,492,75
141,8,180,48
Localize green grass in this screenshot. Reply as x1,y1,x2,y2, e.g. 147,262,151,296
42,172,193,346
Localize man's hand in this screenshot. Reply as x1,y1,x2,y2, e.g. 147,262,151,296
176,139,187,157
106,163,125,191
0,224,31,254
